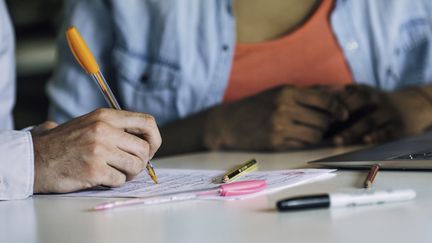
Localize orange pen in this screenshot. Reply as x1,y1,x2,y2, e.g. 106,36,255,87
65,26,158,184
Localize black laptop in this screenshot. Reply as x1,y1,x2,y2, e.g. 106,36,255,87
309,130,432,170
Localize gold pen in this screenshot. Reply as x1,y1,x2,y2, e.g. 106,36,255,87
65,26,158,184
222,158,258,183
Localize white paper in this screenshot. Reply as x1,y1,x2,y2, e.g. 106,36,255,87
56,168,336,200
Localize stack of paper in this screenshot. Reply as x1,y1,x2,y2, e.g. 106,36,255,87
59,168,336,200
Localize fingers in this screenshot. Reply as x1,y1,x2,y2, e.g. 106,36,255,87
287,105,333,131
333,109,393,145
105,148,145,179
271,120,324,149
78,109,159,186
97,165,127,188
336,85,378,113
89,109,162,159
269,87,346,150
85,121,151,172
287,124,323,144
270,126,323,150
363,123,401,144
271,136,307,150
79,125,147,187
108,126,151,162
293,88,348,121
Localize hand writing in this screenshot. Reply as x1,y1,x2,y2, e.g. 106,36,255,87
32,108,162,193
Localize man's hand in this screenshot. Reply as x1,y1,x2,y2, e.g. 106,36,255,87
331,85,403,145
203,86,349,151
32,108,161,194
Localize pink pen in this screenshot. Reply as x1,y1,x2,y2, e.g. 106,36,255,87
92,180,267,211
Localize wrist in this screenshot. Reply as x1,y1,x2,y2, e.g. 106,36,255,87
203,106,225,150
387,87,432,136
31,134,46,194
158,110,210,156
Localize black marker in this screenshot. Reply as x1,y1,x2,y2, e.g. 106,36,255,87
276,190,416,211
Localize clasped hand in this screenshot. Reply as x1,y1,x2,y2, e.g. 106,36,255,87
204,85,402,150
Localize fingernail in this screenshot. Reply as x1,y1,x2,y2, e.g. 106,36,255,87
340,110,349,121
333,136,344,146
363,136,373,144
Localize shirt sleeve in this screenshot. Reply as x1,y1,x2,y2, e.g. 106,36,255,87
0,130,34,200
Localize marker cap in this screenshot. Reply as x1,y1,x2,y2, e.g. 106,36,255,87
277,194,330,211
220,180,266,197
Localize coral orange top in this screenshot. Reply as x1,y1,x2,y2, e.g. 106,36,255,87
224,0,353,103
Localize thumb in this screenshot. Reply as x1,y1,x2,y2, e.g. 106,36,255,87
32,121,59,135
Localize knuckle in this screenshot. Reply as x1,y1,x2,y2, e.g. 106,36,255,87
268,132,285,149
127,160,144,176
89,121,109,135
280,86,292,95
135,160,145,174
298,128,321,144
277,86,294,101
86,163,103,180
45,121,58,128
157,137,163,149
139,141,151,160
112,173,126,187
87,142,105,157
341,129,354,141
324,96,336,109
270,113,285,132
92,108,111,120
143,114,157,125
154,134,163,149
285,141,303,149
309,130,323,143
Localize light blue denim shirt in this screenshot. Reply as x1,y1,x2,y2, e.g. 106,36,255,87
48,0,432,126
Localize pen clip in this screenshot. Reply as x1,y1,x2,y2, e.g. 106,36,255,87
219,180,266,197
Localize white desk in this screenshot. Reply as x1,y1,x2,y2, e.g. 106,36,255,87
1,147,431,243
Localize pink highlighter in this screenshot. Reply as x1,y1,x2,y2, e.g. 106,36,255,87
93,180,267,211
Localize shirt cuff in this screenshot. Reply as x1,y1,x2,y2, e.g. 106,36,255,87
0,130,34,200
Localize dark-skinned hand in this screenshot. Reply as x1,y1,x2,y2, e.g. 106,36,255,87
331,84,403,145
203,85,349,151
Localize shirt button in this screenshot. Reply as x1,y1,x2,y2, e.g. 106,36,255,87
170,79,178,89
226,0,233,15
347,41,359,51
222,44,229,51
227,5,233,15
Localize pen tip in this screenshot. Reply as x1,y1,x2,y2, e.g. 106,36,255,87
364,181,372,189
146,162,158,184
149,170,158,184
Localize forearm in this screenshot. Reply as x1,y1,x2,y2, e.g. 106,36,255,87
156,110,211,157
